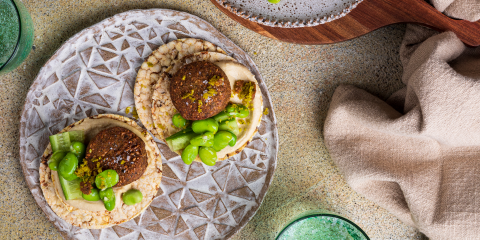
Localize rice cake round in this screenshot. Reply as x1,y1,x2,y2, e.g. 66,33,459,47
151,57,263,162
39,114,163,229
149,51,236,141
134,38,226,136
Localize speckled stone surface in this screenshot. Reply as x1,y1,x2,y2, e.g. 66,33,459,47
1,0,427,239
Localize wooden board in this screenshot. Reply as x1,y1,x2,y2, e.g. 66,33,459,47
211,0,480,46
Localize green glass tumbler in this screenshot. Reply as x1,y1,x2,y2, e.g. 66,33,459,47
0,0,34,75
276,210,370,240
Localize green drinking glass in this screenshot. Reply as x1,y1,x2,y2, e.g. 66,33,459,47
276,210,370,240
0,0,34,75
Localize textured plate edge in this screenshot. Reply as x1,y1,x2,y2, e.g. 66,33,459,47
214,0,364,28
18,8,279,240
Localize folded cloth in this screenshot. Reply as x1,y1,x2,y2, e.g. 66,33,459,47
430,0,480,22
323,12,480,240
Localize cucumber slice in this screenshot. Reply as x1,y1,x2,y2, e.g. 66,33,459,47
68,131,85,143
218,118,240,136
58,174,83,200
171,132,198,151
49,131,85,152
166,129,198,151
49,132,71,152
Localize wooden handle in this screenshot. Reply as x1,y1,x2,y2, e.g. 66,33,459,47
211,0,480,46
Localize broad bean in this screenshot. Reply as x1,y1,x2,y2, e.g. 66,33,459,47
181,144,199,165
95,169,119,190
58,153,79,181
82,188,100,201
48,151,67,171
212,131,234,152
100,187,116,211
172,113,189,128
190,132,214,146
122,189,143,205
199,147,217,166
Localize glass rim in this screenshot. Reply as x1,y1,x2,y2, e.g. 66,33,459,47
0,0,22,71
275,213,370,240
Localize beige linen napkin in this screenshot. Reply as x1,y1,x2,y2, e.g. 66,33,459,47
324,3,480,240
430,0,480,21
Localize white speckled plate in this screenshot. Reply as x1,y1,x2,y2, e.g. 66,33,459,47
215,0,363,27
19,9,278,240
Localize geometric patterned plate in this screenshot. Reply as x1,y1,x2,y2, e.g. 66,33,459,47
19,9,277,239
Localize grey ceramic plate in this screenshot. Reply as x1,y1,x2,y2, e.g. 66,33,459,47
19,9,278,239
215,0,363,28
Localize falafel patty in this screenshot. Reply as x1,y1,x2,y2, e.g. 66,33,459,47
169,61,231,120
78,126,148,194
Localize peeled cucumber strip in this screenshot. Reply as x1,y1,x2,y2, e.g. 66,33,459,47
49,132,71,152
166,128,198,151
49,131,85,152
218,118,240,136
58,174,83,200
